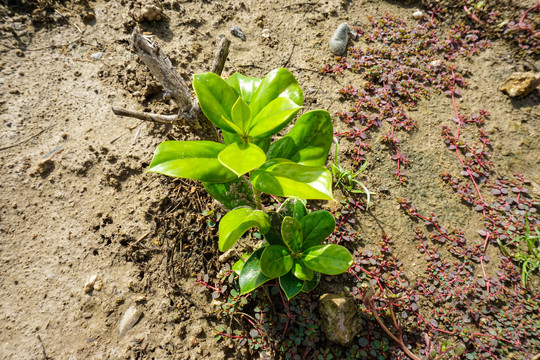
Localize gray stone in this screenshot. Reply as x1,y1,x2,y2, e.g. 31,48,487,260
329,23,358,56
230,26,246,41
319,292,361,345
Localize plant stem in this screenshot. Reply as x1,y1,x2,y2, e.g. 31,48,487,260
364,298,421,360
254,188,264,211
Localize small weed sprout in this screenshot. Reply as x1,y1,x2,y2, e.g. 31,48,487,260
330,138,371,209
498,216,540,287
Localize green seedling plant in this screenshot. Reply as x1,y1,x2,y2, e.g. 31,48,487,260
148,68,353,299
330,139,371,209
498,216,540,287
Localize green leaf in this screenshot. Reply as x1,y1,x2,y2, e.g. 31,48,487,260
203,176,256,210
279,271,305,300
251,159,333,200
300,210,336,250
218,142,266,177
193,73,239,132
250,68,303,119
278,199,307,221
302,244,353,275
219,208,270,251
267,110,333,166
281,216,303,253
231,97,252,135
240,247,273,294
225,73,261,104
232,253,250,275
222,130,239,146
248,97,301,139
222,131,271,152
232,258,244,275
264,212,286,247
148,141,236,183
302,272,320,293
260,245,293,278
292,259,313,281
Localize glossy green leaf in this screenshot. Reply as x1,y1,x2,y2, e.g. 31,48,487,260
232,253,250,275
302,272,320,293
279,271,304,300
281,216,303,253
278,199,307,221
222,131,271,152
292,259,313,281
225,73,261,104
260,245,293,278
248,97,301,139
250,68,303,119
218,142,266,177
251,159,333,200
193,73,238,132
219,208,270,251
302,244,353,275
232,258,244,275
231,97,251,135
148,141,236,183
222,130,238,146
264,212,286,247
239,247,271,294
300,210,336,250
267,110,333,166
203,176,256,210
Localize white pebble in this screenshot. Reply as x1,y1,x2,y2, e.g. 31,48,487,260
412,10,424,20
83,275,98,293
90,52,104,60
118,306,142,336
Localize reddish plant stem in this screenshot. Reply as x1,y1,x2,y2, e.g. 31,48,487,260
519,3,540,28
363,297,422,360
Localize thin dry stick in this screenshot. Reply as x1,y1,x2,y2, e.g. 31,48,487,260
283,42,296,68
211,36,231,75
36,334,47,360
0,125,54,151
129,230,151,248
54,9,83,33
111,28,231,140
112,107,183,125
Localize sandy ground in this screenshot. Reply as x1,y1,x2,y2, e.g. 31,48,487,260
0,0,538,359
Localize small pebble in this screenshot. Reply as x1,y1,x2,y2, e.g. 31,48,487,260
230,26,246,41
15,49,24,57
412,10,424,20
93,278,103,291
90,52,104,60
31,158,55,177
261,28,271,38
118,305,142,336
430,60,442,67
84,274,98,293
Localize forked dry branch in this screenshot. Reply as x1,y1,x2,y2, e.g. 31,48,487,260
112,27,231,141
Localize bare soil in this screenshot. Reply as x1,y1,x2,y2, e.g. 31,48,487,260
0,0,538,359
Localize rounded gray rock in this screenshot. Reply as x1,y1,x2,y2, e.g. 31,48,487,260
329,23,358,56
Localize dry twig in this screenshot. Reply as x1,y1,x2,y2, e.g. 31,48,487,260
111,28,232,141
